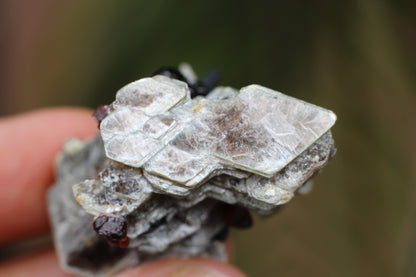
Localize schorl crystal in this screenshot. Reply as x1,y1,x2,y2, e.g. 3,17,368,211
49,65,336,276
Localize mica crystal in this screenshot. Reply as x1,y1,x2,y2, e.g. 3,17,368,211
49,65,337,276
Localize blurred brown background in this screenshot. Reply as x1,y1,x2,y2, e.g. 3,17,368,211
1,0,415,276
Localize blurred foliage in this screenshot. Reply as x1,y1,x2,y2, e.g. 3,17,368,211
1,0,415,276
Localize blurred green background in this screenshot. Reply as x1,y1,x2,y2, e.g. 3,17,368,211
1,0,415,276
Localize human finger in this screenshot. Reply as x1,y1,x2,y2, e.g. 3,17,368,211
0,248,75,277
115,257,247,277
0,248,246,277
0,108,97,245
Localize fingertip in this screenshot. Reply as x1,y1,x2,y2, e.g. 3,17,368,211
0,107,98,245
0,248,75,277
115,257,247,277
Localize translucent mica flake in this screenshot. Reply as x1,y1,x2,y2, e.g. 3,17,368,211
49,67,337,277
97,75,336,205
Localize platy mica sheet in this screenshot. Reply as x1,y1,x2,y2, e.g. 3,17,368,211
49,70,336,277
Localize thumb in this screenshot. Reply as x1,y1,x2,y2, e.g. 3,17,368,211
115,257,247,277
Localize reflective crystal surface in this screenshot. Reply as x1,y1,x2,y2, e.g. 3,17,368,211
49,67,336,277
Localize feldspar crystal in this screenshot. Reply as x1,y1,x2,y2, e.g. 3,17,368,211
49,66,337,277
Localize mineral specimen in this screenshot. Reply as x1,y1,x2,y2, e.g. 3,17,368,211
49,65,337,276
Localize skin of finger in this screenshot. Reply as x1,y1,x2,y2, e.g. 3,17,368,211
0,241,237,276
0,248,76,277
0,240,236,276
0,248,246,277
115,257,247,277
0,108,97,245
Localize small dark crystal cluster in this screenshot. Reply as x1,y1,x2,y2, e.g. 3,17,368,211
49,64,336,276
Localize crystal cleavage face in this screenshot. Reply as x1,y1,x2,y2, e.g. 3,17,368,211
49,67,336,277
74,75,336,216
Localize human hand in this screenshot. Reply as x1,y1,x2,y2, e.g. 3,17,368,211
0,108,246,277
